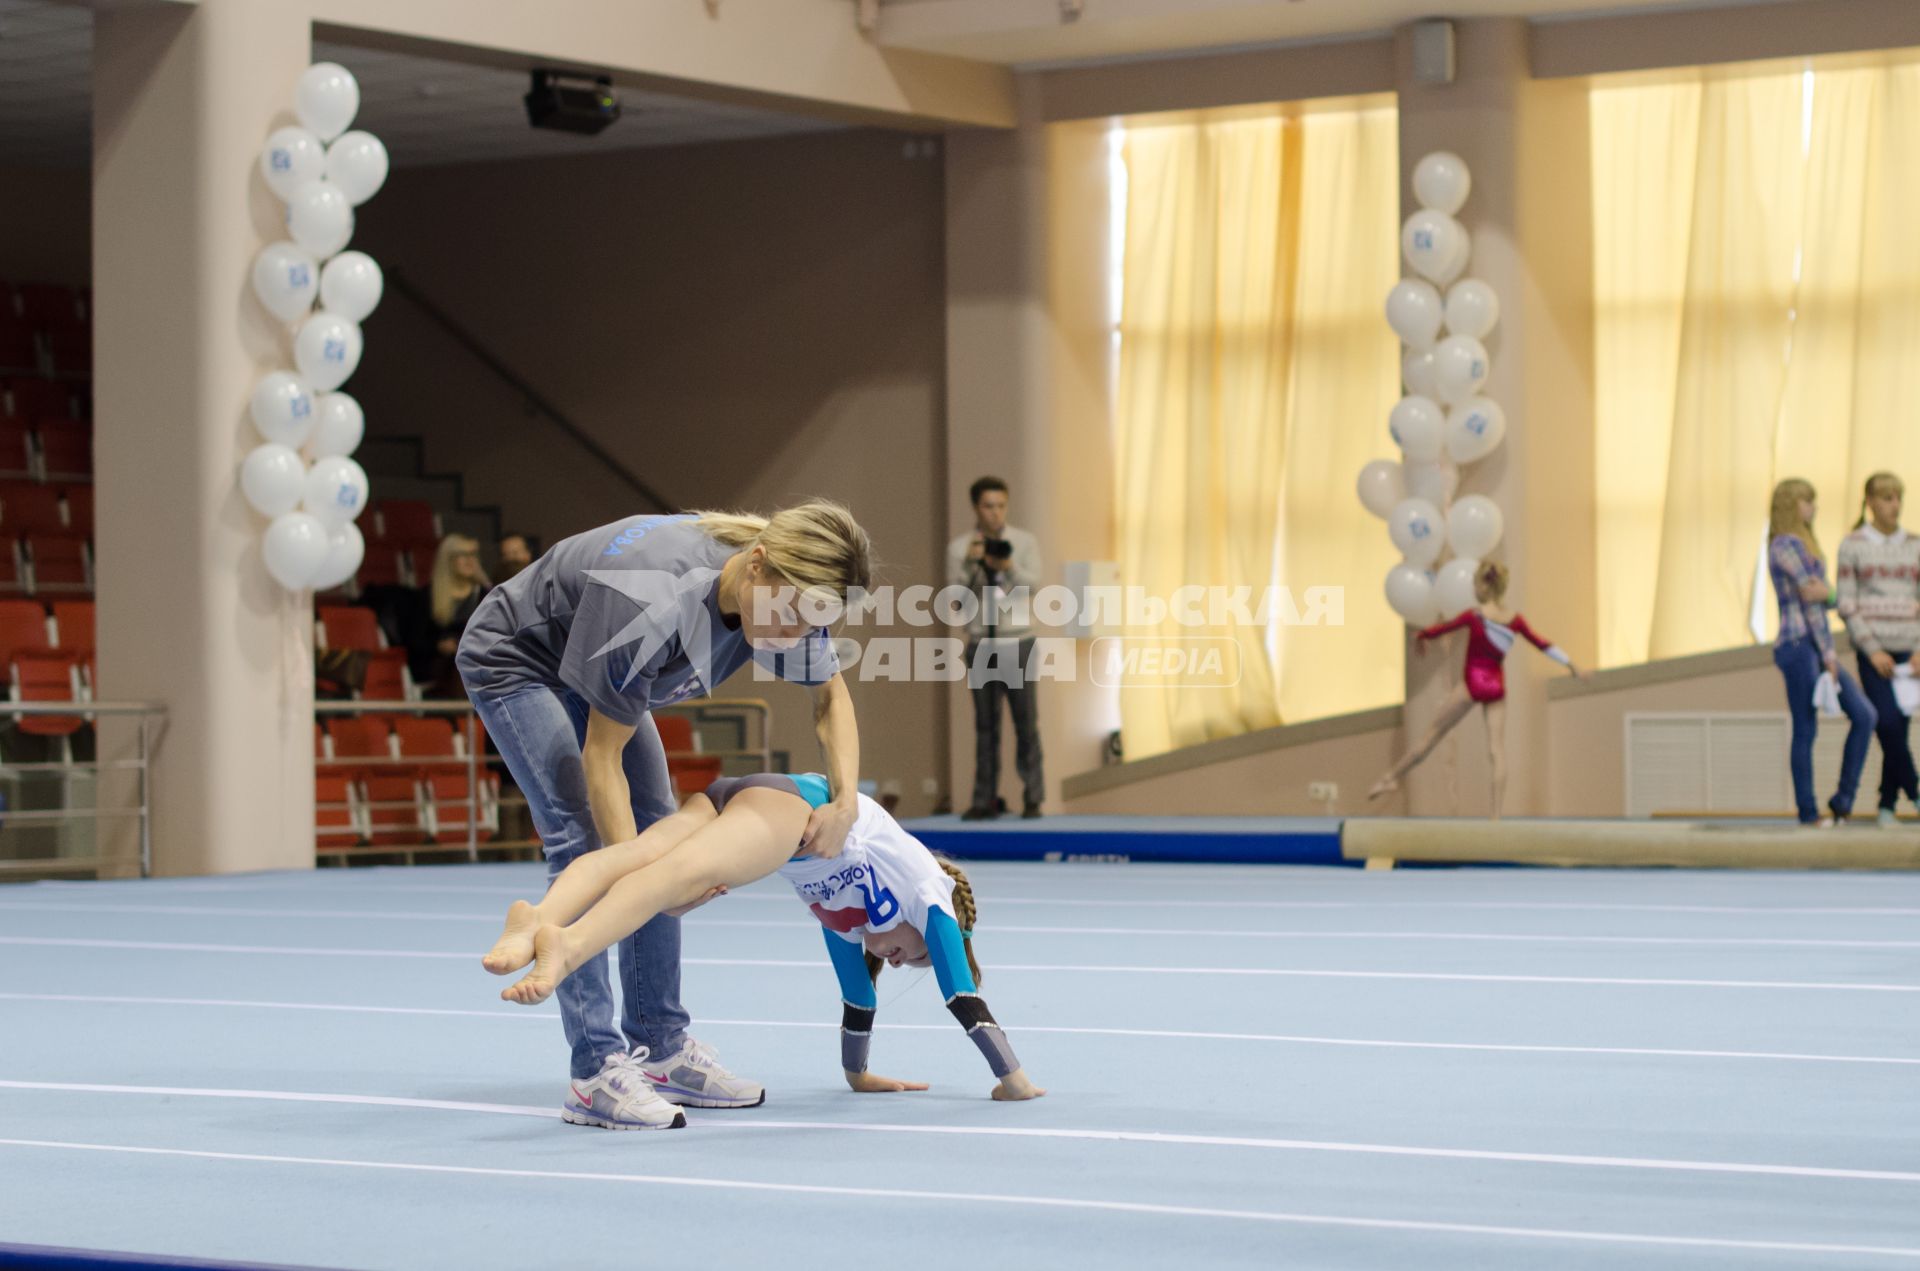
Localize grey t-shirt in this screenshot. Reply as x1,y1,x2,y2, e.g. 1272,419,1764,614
456,514,840,726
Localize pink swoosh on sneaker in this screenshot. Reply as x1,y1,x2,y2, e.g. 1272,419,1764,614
571,1085,592,1109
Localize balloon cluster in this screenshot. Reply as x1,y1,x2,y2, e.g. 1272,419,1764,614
242,63,387,592
1357,152,1508,627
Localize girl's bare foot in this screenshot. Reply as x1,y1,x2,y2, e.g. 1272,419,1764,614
502,925,572,1006
1367,775,1399,802
482,899,541,975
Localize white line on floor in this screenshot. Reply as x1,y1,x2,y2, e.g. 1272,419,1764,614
6,1086,1920,1188
3,991,1914,1066
4,936,1915,991
5,901,1917,948
1,1135,1919,1259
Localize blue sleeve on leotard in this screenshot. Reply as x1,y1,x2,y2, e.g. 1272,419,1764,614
924,905,975,998
823,927,876,1010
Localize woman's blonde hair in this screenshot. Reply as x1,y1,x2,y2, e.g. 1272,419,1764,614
1476,560,1510,602
1770,478,1822,562
1853,471,1905,531
692,500,874,611
867,855,982,988
430,534,484,626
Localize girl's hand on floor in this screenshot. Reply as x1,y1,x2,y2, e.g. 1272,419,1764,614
991,1069,1046,1101
846,1071,929,1093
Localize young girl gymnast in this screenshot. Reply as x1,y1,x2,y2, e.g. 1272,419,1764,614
1368,561,1582,817
483,771,1044,1127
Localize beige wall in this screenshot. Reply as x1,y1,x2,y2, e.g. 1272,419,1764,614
351,128,953,815
0,165,89,286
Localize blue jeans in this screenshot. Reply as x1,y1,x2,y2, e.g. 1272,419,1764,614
1773,636,1877,823
1856,649,1918,811
467,679,689,1079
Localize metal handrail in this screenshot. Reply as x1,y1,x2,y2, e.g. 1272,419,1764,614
0,699,167,876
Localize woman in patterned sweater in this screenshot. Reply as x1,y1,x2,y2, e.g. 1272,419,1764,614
1836,472,1920,827
1768,479,1877,826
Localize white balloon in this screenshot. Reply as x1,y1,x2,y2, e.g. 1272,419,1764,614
263,511,330,591
249,372,316,448
296,62,360,142
249,242,319,323
308,392,365,459
1444,279,1500,340
1433,557,1482,620
324,131,389,206
294,314,364,392
1445,397,1507,465
259,127,325,202
1356,459,1405,520
310,522,366,591
1385,564,1438,627
1448,494,1505,559
1402,348,1440,398
1388,498,1446,569
1434,224,1471,286
1403,459,1458,508
320,251,383,323
1413,151,1472,215
303,455,370,526
1388,395,1445,464
1401,210,1463,284
1384,279,1444,352
1433,335,1490,406
285,180,353,260
239,443,306,518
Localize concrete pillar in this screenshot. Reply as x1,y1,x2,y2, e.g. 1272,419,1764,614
943,86,1117,812
1395,20,1597,816
93,0,317,874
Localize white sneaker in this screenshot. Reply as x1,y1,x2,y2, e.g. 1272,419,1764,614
640,1037,766,1109
562,1049,687,1131
1879,808,1900,830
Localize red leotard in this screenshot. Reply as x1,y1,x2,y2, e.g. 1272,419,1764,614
1417,610,1563,704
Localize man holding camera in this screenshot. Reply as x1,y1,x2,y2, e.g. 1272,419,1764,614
946,476,1045,820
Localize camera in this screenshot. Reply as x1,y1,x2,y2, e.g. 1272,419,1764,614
982,537,1012,559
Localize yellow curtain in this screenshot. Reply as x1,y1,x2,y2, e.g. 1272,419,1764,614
1593,56,1920,666
1114,101,1400,759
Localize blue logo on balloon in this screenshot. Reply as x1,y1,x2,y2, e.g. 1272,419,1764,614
334,486,357,509
291,396,312,419
1467,412,1487,436
270,150,292,173
289,265,311,288
1411,521,1431,539
324,339,346,364
1414,229,1434,251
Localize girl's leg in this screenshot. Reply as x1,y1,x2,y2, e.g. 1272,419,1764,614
1370,683,1475,799
481,795,717,974
505,787,812,1006
1855,652,1904,812
1830,669,1879,819
1484,699,1507,820
1774,641,1821,823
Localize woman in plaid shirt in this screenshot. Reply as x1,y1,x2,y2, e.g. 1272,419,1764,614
1769,479,1878,825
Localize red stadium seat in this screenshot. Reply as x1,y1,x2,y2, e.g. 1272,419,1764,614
0,423,32,480
0,484,64,534
25,534,90,593
11,649,83,735
423,770,497,844
324,714,393,762
315,773,363,848
393,716,457,762
46,330,90,379
5,379,70,422
669,755,724,799
396,546,434,588
36,427,89,481
0,598,50,665
59,486,91,535
361,774,424,845
0,540,26,596
0,317,37,375
317,605,383,652
354,548,404,589
373,500,439,545
360,648,413,702
654,714,697,755
50,598,93,652
15,284,85,332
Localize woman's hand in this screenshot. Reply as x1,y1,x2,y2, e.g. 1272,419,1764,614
436,636,458,656
800,798,857,860
1824,650,1840,678
991,1069,1046,1101
846,1071,928,1094
1871,650,1897,678
664,885,726,917
1799,577,1830,604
